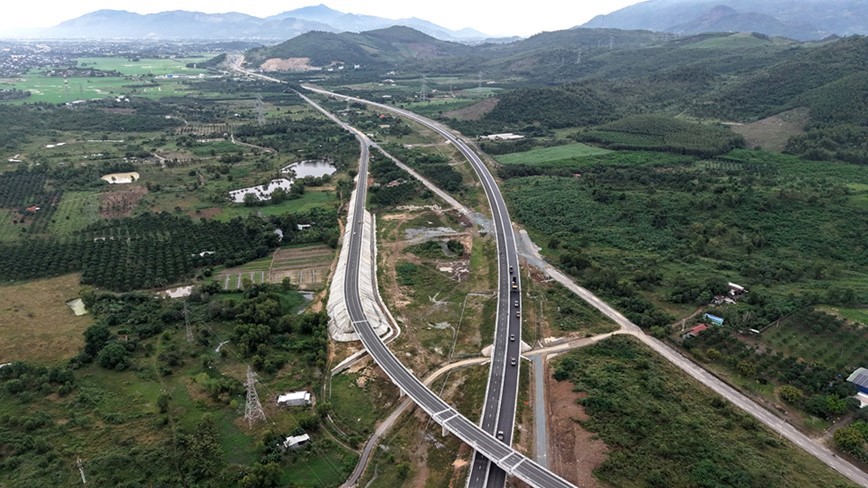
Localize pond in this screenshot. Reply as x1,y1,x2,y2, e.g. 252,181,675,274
281,160,337,179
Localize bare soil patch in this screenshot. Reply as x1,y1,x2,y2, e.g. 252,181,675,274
730,107,809,152
0,274,92,364
443,97,499,121
547,364,608,488
193,207,222,219
99,186,147,218
260,57,313,71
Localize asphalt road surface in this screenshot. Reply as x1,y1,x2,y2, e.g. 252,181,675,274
301,85,524,488
299,89,575,488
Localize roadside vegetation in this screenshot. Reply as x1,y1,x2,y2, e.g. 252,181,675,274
553,336,857,488
0,282,352,487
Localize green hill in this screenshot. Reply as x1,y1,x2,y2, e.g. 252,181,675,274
247,26,470,68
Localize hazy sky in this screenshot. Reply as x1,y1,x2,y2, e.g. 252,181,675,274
1,1,644,37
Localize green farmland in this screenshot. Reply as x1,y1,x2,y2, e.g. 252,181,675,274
495,142,611,165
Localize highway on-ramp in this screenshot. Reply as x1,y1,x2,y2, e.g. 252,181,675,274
298,90,575,488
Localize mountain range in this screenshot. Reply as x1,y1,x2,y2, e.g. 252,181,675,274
581,0,868,41
39,4,488,42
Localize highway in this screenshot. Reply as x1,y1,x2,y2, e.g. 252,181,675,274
302,85,523,488
235,64,868,488
297,90,575,488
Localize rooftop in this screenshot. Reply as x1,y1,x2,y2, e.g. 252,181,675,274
847,367,868,388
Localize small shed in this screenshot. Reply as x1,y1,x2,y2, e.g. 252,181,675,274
847,367,868,395
282,433,310,450
277,391,311,407
683,323,709,339
704,313,725,326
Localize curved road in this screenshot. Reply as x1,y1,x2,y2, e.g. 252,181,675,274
297,90,575,488
302,85,523,488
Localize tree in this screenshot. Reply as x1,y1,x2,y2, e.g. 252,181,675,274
157,393,171,414
97,342,130,370
833,425,865,455
736,360,757,378
779,385,804,405
83,323,111,358
239,462,281,488
243,193,260,207
270,187,287,204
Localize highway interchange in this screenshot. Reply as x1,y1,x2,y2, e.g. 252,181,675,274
302,86,525,488
288,75,868,488
299,88,575,488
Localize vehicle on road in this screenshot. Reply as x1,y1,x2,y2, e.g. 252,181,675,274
514,300,519,307
497,430,504,440
510,357,517,366
510,334,515,342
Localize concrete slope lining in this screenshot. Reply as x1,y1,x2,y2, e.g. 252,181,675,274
297,89,576,488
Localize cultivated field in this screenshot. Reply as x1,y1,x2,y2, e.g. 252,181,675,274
495,142,611,165
269,245,335,290
215,244,335,291
48,191,100,234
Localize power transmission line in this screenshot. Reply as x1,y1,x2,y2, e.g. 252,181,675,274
255,95,265,126
184,301,193,344
244,365,267,426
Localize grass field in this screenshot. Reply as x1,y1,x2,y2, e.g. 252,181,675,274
2,73,196,104
822,305,868,325
0,273,91,364
48,191,101,234
76,57,210,76
0,208,23,242
280,440,358,488
216,189,336,221
329,372,400,439
495,142,611,165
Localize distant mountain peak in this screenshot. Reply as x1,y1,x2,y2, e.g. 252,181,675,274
43,4,488,41
702,5,739,20
581,0,867,41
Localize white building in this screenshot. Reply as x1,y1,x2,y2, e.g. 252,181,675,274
479,133,524,141
282,433,310,449
277,391,311,407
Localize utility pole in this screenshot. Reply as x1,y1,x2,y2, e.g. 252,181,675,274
609,34,615,50
477,70,483,90
184,301,193,344
244,365,266,426
420,74,427,101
